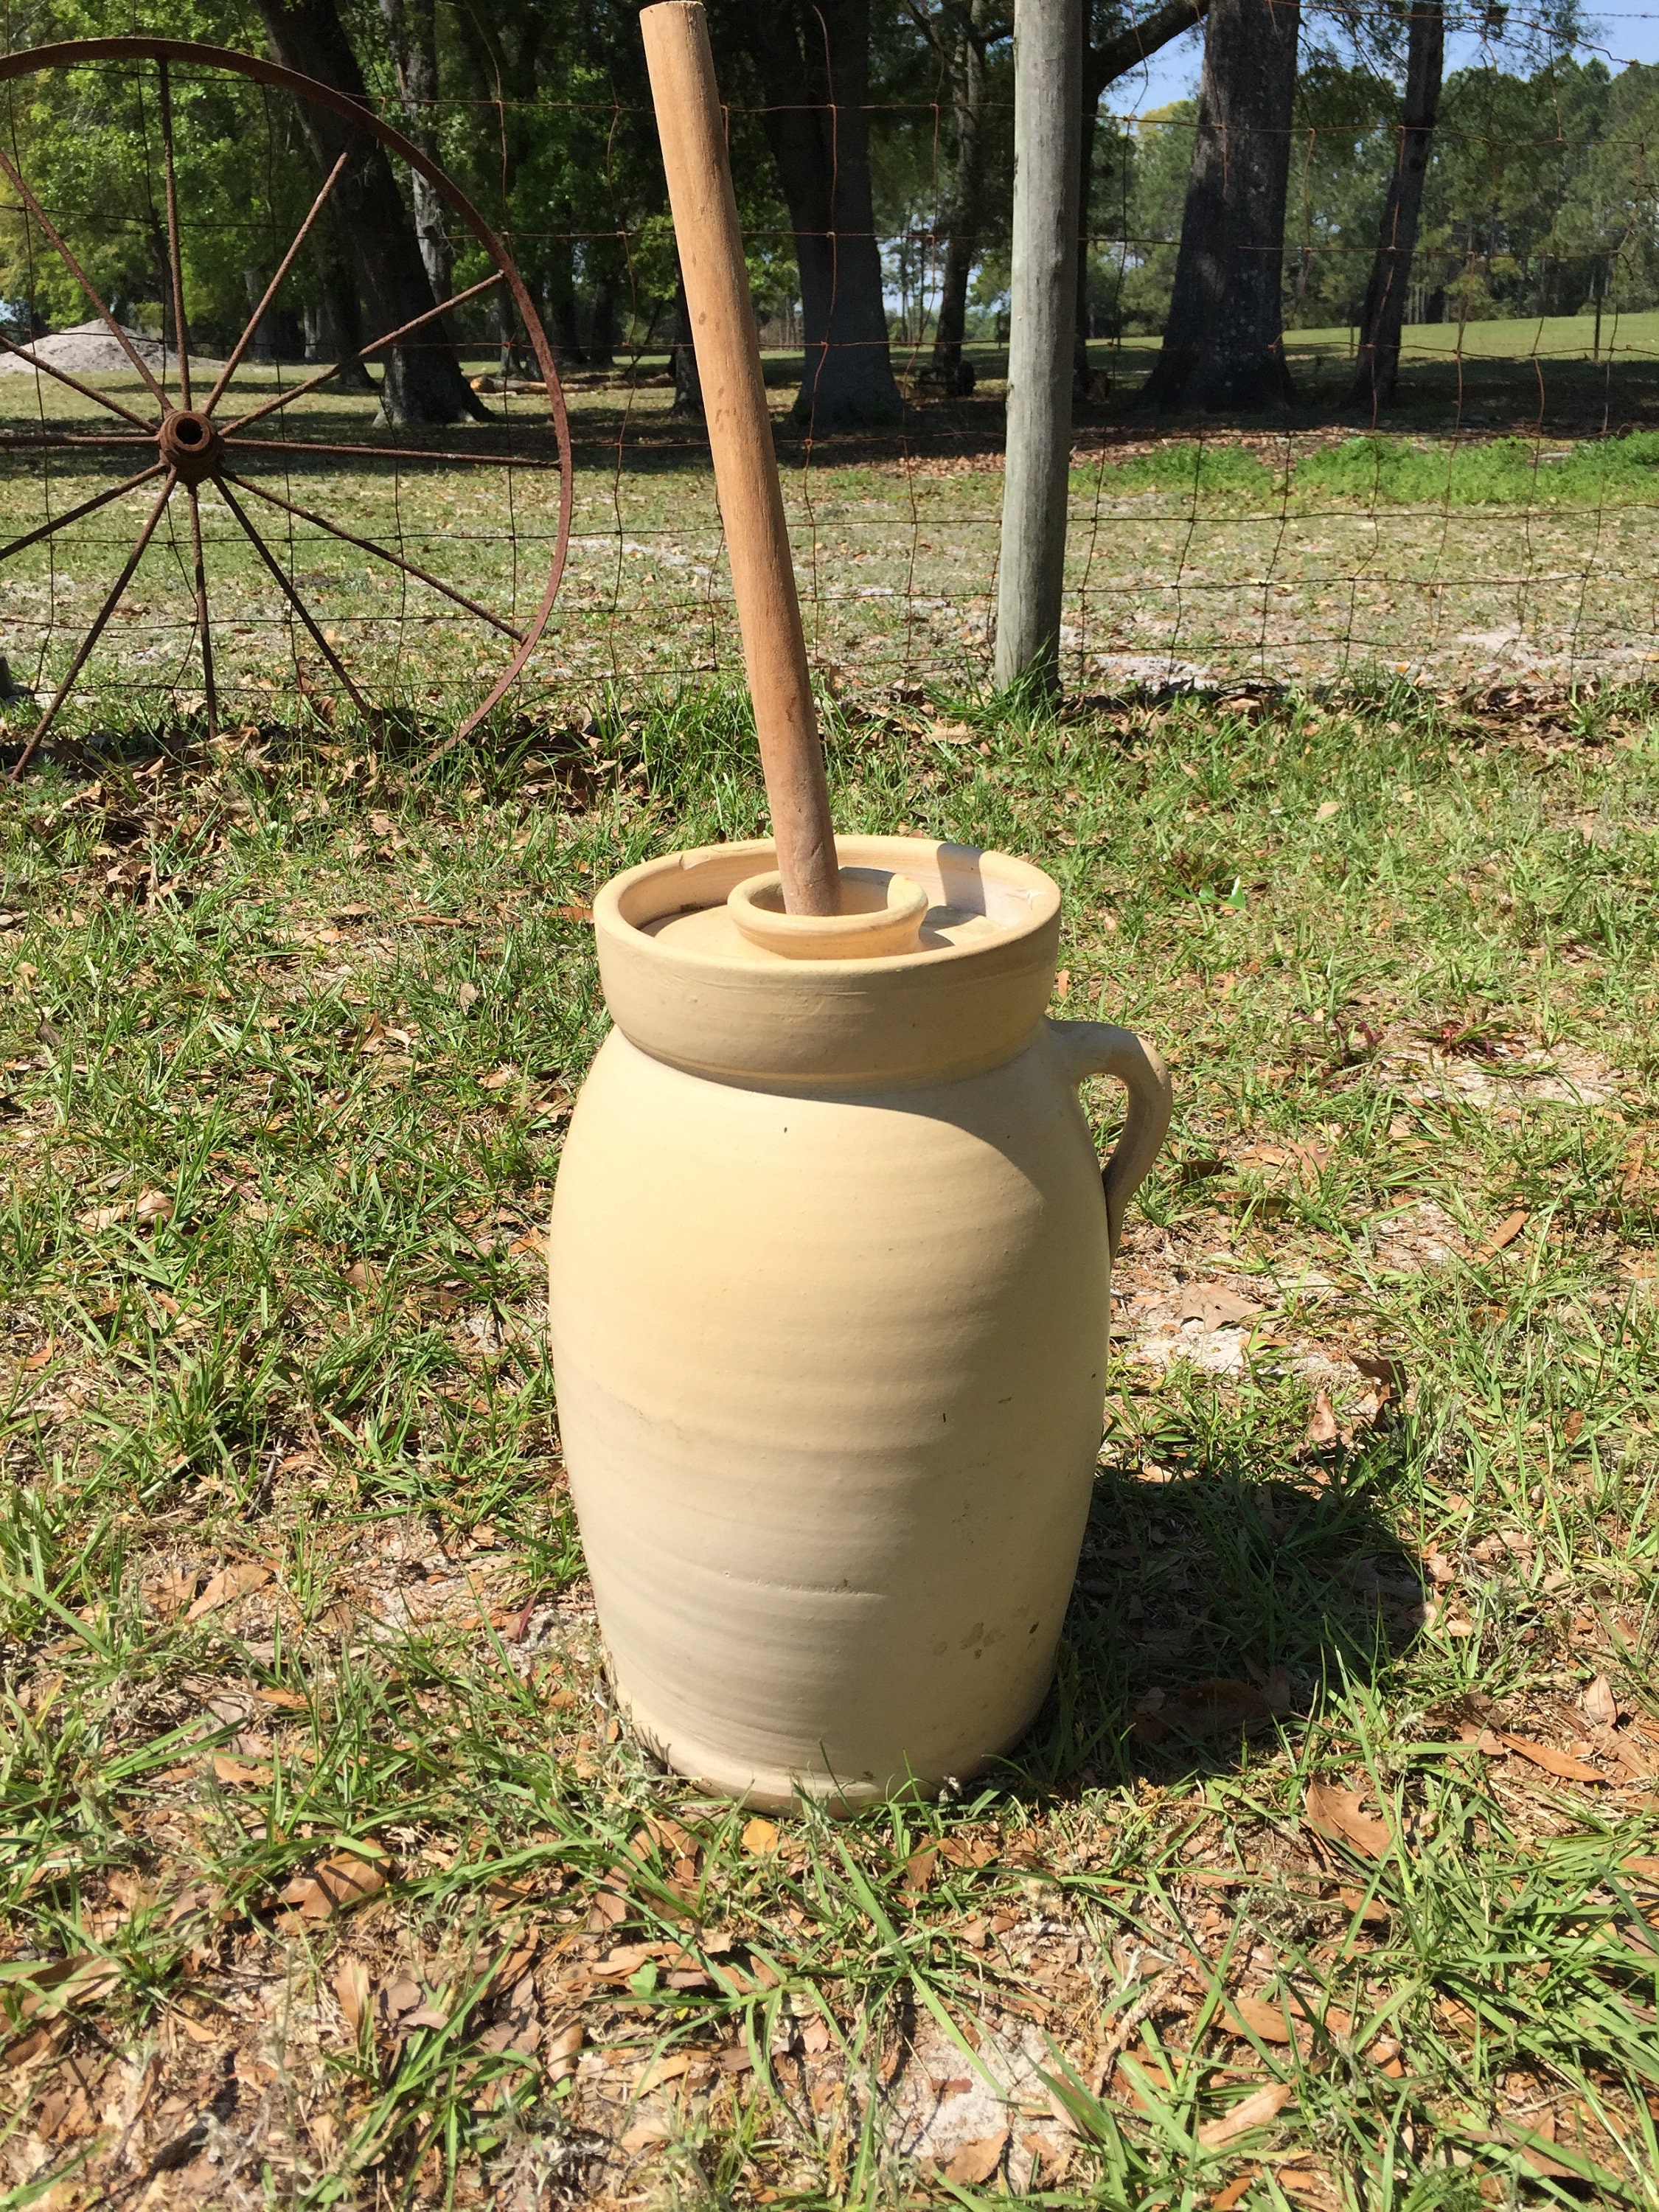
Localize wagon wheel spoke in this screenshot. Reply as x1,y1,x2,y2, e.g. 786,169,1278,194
0,143,167,411
0,330,156,430
218,271,504,437
0,431,156,451
215,477,375,723
185,484,217,736
225,439,560,471
156,60,192,408
9,470,178,779
203,149,352,415
0,460,167,564
222,471,524,640
224,440,562,471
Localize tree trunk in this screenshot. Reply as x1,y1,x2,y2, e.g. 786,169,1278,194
377,0,452,299
728,0,903,430
669,270,704,419
1138,0,1299,413
545,202,586,366
930,0,992,392
1346,0,1442,411
251,0,483,425
1075,0,1208,392
303,209,375,388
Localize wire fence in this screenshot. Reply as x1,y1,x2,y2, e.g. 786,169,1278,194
1,12,1658,757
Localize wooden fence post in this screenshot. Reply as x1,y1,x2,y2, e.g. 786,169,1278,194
994,0,1082,697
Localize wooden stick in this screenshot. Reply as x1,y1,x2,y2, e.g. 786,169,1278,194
641,1,841,916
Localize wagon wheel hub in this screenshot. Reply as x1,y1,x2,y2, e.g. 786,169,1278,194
157,407,223,485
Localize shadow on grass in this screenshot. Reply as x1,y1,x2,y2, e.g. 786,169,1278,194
998,1410,1426,1801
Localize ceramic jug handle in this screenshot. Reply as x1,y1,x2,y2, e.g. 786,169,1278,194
1051,1020,1174,1259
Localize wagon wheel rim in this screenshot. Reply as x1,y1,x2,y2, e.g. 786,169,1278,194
0,36,574,776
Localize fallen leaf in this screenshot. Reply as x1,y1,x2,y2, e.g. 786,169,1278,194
1563,1408,1585,1444
941,2131,1007,2185
1500,1733,1607,1784
343,1259,378,1292
545,2020,583,2081
1477,1208,1528,1259
478,1065,517,1091
902,1846,938,1891
1352,1352,1405,1390
636,2051,693,2093
1304,1391,1340,1447
252,1685,308,1711
333,1958,370,2033
1178,1284,1263,1331
1212,2172,1260,2211
21,1340,53,1371
133,1189,173,1226
1161,1678,1276,1736
78,1202,131,1232
1197,2081,1294,2147
1314,799,1340,821
742,1817,779,1857
212,1755,271,1787
1337,1885,1389,1927
1305,1781,1391,1857
1226,1993,1295,2044
1022,2131,1072,2182
620,2118,672,2153
184,1562,273,1621
276,1852,387,1926
1,1954,119,2028
1582,1674,1618,1728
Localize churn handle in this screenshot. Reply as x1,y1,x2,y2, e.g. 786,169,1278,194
1050,1020,1174,1261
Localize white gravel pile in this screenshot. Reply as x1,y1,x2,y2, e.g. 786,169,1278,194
0,316,226,379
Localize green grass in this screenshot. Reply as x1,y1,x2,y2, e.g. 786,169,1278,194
0,673,1656,2208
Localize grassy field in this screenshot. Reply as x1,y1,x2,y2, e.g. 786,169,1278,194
0,666,1656,2209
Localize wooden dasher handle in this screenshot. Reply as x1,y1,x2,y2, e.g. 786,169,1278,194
640,0,841,917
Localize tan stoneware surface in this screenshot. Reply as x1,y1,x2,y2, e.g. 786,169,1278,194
547,835,1172,1809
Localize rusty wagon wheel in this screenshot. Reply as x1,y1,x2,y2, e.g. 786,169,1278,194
0,37,572,773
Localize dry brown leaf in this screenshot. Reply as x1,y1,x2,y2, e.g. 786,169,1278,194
1314,800,1340,821
333,1958,371,2033
941,2131,1007,2185
741,1817,779,1857
1305,1781,1391,1858
1500,1733,1607,1784
1211,2172,1260,2212
1225,1993,1295,2045
1582,1675,1618,1728
1164,1677,1276,1736
636,2051,693,2093
21,1340,53,1372
184,1562,272,1622
276,1852,387,1926
902,1846,938,1891
252,1685,308,1711
619,2118,672,2154
1477,1208,1528,1259
133,1189,174,1225
1563,1408,1585,1444
1197,2081,1294,2147
1305,1391,1339,1447
545,2020,583,2081
1337,1885,1389,1927
1352,1352,1405,1391
212,1755,271,1787
478,1066,517,1091
2,1954,119,2028
1178,1284,1263,1330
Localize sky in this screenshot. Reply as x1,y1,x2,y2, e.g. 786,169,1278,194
1105,6,1659,118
